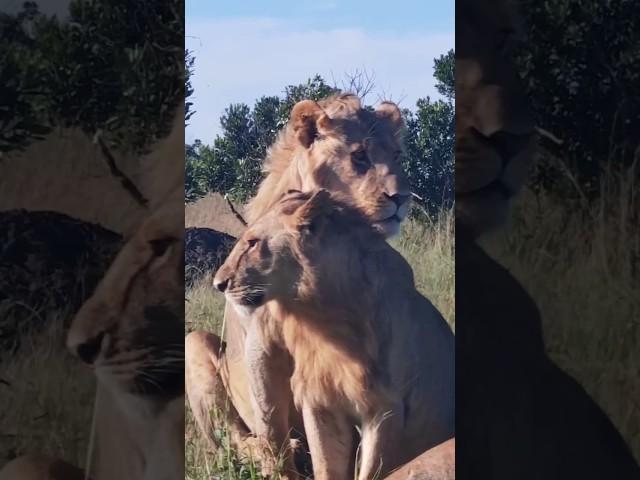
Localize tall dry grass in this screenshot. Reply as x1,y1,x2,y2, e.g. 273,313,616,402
185,209,455,478
185,193,246,237
482,166,640,462
0,312,95,468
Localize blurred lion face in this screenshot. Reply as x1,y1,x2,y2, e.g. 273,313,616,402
456,0,536,237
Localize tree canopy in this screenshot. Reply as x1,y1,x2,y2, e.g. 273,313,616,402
1,0,183,157
186,50,456,214
517,0,640,196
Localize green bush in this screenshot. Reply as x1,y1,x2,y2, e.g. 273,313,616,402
1,0,183,157
517,0,640,196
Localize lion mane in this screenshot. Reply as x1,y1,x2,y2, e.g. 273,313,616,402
245,93,409,226
186,93,414,478
215,190,455,479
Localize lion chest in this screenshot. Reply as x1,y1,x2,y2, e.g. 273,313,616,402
281,314,383,416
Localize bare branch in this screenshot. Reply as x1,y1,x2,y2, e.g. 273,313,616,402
340,68,376,100
535,126,563,145
376,90,407,108
95,135,149,208
224,194,248,227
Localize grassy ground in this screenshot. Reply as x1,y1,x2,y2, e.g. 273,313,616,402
482,173,640,463
184,210,456,479
0,312,95,469
3,170,638,476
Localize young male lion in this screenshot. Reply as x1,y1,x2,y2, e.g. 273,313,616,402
185,94,413,475
213,190,455,480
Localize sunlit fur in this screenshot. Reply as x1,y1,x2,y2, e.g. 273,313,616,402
185,95,414,477
216,191,454,479
246,93,411,237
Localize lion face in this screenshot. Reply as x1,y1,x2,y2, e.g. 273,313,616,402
213,197,303,317
214,190,373,316
251,94,411,238
66,202,184,401
456,0,536,238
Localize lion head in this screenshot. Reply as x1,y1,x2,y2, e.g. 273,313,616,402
66,102,185,391
246,94,411,238
456,0,537,238
66,197,184,401
214,189,396,317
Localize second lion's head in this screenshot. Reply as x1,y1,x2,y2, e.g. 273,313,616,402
215,189,388,317
247,94,411,238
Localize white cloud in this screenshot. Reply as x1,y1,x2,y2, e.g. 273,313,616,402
186,18,453,142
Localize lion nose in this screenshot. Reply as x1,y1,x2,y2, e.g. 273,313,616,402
385,193,410,208
214,277,229,293
75,331,105,365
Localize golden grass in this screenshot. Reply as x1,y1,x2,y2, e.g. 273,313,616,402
186,193,246,237
0,313,95,469
4,166,638,476
482,167,640,463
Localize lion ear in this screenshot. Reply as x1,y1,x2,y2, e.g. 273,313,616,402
294,189,333,235
290,100,334,148
375,101,404,130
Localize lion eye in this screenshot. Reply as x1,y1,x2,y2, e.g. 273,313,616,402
351,149,370,170
247,238,260,250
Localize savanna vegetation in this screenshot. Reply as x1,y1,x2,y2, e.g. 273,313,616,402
498,0,640,462
184,50,455,216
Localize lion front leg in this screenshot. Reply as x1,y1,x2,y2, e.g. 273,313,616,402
185,330,250,448
301,404,355,480
244,324,299,479
358,406,404,480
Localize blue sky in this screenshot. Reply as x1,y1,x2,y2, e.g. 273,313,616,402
186,1,453,35
186,0,454,142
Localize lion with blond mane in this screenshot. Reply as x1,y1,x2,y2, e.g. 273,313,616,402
214,189,454,479
185,94,436,477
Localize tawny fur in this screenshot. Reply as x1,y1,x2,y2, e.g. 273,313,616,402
216,191,455,479
187,94,413,478
245,93,408,224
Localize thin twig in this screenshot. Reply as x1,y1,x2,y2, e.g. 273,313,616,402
409,193,432,220
535,126,563,145
95,135,149,208
224,194,248,227
545,149,590,206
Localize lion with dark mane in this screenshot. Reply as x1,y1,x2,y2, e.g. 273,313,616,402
456,0,640,478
